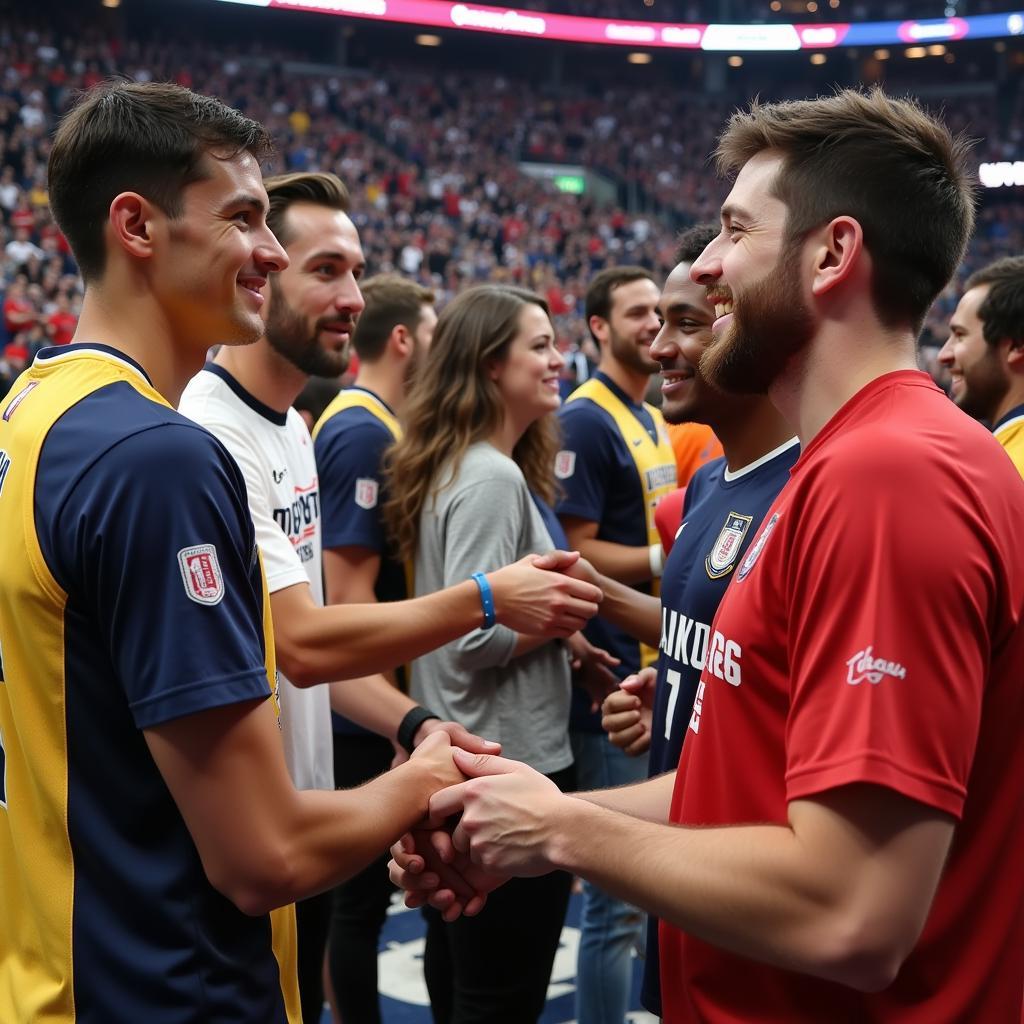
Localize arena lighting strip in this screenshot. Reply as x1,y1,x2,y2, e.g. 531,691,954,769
215,0,1024,50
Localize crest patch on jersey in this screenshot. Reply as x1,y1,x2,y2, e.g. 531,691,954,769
736,512,780,582
354,477,379,510
178,544,225,606
2,381,37,422
554,450,576,479
705,511,753,579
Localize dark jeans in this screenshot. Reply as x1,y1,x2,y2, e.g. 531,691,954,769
422,763,576,1024
296,888,333,1024
327,732,396,1024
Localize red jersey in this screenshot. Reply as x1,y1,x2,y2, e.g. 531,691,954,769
661,371,1024,1022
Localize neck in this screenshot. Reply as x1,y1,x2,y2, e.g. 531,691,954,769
352,361,407,415
712,399,796,472
215,339,306,415
488,413,528,458
597,357,650,405
71,285,207,407
768,321,918,446
993,385,1024,426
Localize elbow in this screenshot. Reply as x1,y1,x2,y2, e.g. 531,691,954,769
206,845,301,918
274,640,322,688
817,917,913,993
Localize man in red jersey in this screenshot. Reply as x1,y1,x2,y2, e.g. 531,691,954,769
389,89,1024,1022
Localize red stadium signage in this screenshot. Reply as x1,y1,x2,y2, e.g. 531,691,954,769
214,0,1024,50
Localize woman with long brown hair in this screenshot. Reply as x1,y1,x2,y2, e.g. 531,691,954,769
385,284,612,1023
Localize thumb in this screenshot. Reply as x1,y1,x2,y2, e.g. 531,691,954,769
453,748,523,778
531,548,580,571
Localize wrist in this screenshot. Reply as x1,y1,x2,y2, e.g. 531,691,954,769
470,571,496,629
544,794,595,873
397,705,440,754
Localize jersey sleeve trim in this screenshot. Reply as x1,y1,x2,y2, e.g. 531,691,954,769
131,666,271,729
786,750,966,820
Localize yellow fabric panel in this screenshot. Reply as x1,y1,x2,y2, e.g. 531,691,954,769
994,417,1024,481
313,388,402,442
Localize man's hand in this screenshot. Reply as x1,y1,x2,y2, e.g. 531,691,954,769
566,632,620,710
389,828,507,921
406,731,466,793
535,551,600,588
428,749,568,876
416,719,501,757
488,551,602,637
601,667,656,757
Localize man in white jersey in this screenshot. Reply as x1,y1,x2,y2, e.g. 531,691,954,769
180,171,602,1021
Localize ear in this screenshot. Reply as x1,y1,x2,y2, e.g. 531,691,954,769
809,216,863,299
108,192,160,263
588,314,609,347
1005,338,1024,372
390,323,411,358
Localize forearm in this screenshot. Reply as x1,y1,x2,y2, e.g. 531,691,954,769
578,538,653,586
273,759,444,906
594,572,662,648
575,768,674,822
282,582,484,684
329,674,416,739
546,800,899,991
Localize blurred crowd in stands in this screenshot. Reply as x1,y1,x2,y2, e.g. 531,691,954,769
2,7,1023,398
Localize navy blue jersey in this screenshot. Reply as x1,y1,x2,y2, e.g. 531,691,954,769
556,372,668,731
641,436,799,1016
314,388,406,736
0,344,297,1023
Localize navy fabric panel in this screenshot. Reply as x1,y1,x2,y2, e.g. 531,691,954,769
640,444,797,1016
34,382,286,1022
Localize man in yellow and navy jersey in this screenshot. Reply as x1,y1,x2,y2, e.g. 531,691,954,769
0,81,469,1024
938,256,1024,479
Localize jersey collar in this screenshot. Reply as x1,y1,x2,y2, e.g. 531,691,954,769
346,385,397,418
33,343,153,386
202,362,288,426
993,402,1024,435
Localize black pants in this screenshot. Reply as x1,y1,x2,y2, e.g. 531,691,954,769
422,764,575,1024
327,732,397,1024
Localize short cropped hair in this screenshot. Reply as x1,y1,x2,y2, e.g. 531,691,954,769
675,223,719,266
264,171,351,248
714,88,976,333
48,80,273,282
352,274,436,362
963,257,1024,348
585,266,655,342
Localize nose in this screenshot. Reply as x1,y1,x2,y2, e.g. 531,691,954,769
690,235,723,287
550,343,565,370
649,321,675,360
335,276,365,317
936,336,955,367
255,228,289,275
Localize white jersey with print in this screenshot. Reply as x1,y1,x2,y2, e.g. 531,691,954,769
179,364,333,791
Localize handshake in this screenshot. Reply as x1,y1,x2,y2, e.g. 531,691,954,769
391,732,573,920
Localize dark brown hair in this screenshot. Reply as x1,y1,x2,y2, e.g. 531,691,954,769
48,79,273,282
675,223,719,266
384,285,559,564
964,256,1024,348
352,274,436,362
264,171,350,248
585,266,655,342
715,89,977,333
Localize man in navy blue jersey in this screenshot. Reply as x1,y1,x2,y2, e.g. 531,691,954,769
595,224,797,1015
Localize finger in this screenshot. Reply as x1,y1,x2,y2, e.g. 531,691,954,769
427,781,473,821
601,693,640,717
452,727,501,755
529,550,567,570
463,893,488,917
429,828,456,864
608,722,646,750
452,748,526,780
625,732,652,757
602,708,642,732
620,675,652,693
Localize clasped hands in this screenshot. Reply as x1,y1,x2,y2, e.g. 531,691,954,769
391,742,570,922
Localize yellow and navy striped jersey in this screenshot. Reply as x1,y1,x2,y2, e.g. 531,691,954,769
0,343,299,1023
993,402,1024,480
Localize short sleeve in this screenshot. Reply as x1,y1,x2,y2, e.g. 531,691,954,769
51,424,272,729
315,418,390,553
783,444,994,819
554,403,614,523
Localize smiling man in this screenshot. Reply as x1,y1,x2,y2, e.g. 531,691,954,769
937,256,1024,477
178,171,602,1023
389,90,1024,1023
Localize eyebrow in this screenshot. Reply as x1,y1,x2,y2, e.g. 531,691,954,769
306,250,366,269
219,192,268,217
721,202,754,223
661,301,709,318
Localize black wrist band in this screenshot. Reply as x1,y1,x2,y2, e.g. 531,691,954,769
397,706,441,754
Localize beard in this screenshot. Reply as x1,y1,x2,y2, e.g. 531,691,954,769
700,242,816,395
954,352,1010,424
609,325,660,376
264,280,352,378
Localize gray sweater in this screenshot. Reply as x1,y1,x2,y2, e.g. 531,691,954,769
410,442,573,774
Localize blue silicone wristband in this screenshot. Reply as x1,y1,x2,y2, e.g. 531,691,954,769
471,571,496,629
